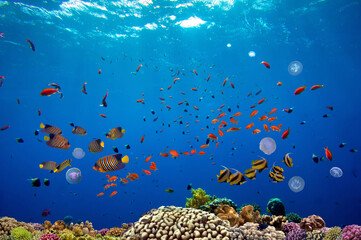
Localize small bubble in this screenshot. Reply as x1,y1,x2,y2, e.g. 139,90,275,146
227,43,232,48
248,51,256,57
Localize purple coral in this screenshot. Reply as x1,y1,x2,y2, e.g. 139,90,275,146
98,228,109,236
285,229,307,240
39,234,59,240
282,222,300,235
342,225,361,240
28,223,45,231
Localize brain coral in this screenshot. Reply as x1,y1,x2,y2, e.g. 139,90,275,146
10,227,32,240
299,215,326,232
122,206,231,239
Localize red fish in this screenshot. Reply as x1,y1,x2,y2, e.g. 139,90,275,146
310,85,324,90
40,88,60,96
98,69,101,74
229,118,238,124
166,105,171,110
218,129,224,137
230,82,235,88
282,128,290,139
136,64,142,72
268,108,277,116
258,98,266,104
191,149,197,154
169,150,179,158
110,191,117,197
26,39,35,51
99,114,106,118
100,90,108,107
41,209,50,217
0,125,10,131
324,147,332,161
140,135,145,143
193,106,199,110
294,86,306,95
249,110,258,118
193,70,198,75
168,85,172,90
143,169,151,175
207,74,211,81
222,78,228,87
208,133,218,140
218,113,226,118
250,105,256,108
38,109,41,116
191,88,197,91
173,78,180,84
263,124,269,132
81,82,87,94
199,151,206,155
277,82,282,86
261,61,270,69
145,156,151,163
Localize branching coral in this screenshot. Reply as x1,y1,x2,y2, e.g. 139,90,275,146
185,188,212,209
299,215,325,232
10,227,32,240
324,226,342,240
342,225,361,240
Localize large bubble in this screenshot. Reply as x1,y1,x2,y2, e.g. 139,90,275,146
66,168,82,184
288,61,303,76
259,137,276,155
330,167,343,178
72,148,85,159
248,51,256,57
288,176,305,192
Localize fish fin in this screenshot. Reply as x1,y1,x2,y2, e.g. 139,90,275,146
100,141,104,147
39,164,43,168
53,169,58,173
44,136,50,141
122,129,126,133
121,155,129,163
40,123,45,128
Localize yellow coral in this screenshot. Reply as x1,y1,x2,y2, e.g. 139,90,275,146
59,233,76,240
185,188,211,209
72,226,84,237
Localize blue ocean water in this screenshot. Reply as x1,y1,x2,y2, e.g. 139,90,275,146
0,0,360,230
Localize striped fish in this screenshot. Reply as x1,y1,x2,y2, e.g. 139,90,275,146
227,169,247,185
39,161,59,170
251,157,268,173
106,127,125,140
72,126,87,135
40,123,62,135
217,166,231,183
244,168,257,180
53,159,72,173
93,154,129,173
44,134,70,149
88,139,104,153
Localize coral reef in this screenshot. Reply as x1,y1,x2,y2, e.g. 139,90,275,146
261,215,288,230
0,217,34,235
286,213,302,223
63,217,73,226
185,188,212,209
306,230,325,240
122,205,231,239
200,197,237,213
324,226,342,240
342,225,361,240
239,203,261,213
229,222,285,240
214,205,240,227
267,198,286,216
97,229,108,236
299,215,326,232
39,234,60,240
28,223,44,232
71,227,83,237
58,233,75,240
282,222,300,235
285,229,307,240
105,228,125,237
238,205,261,225
10,227,32,240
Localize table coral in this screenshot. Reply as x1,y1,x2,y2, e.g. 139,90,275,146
324,226,342,240
230,222,285,240
0,217,34,235
299,215,326,232
342,225,361,240
122,205,231,239
282,222,300,235
267,198,286,216
185,188,212,209
214,205,241,227
286,229,307,240
10,227,32,240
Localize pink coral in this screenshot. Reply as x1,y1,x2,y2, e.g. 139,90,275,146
98,228,109,236
282,222,300,235
342,225,361,240
39,234,59,240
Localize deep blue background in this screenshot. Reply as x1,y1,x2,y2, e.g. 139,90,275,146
0,0,360,229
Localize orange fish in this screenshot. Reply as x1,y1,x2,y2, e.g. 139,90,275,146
173,78,180,83
199,151,206,155
140,135,145,143
136,99,144,103
136,64,142,72
208,133,218,140
230,82,235,88
99,114,106,118
97,193,104,197
249,110,258,118
110,183,117,187
169,150,179,158
127,175,135,181
207,74,211,81
310,85,324,90
294,86,306,95
129,173,139,179
110,191,117,197
40,88,60,96
233,112,242,117
106,175,110,178
216,142,219,148
211,119,220,124
230,118,238,124
178,101,184,105
218,113,226,118
258,98,266,104
267,117,277,122
250,105,257,109
107,176,118,182
143,169,151,175
221,121,228,126
218,124,223,128
98,69,101,74
222,78,228,87
182,152,190,155
282,128,290,139
324,147,332,161
218,129,224,137
245,123,254,129
193,70,198,75
166,105,171,109
277,82,282,86
104,184,111,190
120,178,129,184
168,85,172,90
270,126,280,132
193,106,199,110
252,129,261,134
261,61,270,69
191,88,197,91
220,104,225,108
191,149,197,154
200,144,209,149
160,153,169,157
263,124,269,132
259,115,268,121
268,108,277,116
227,127,240,132
145,156,152,163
